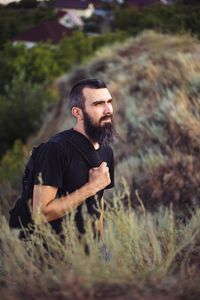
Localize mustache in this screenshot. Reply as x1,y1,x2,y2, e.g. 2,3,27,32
100,114,113,122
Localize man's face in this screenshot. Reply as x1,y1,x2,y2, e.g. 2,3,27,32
82,87,115,146
83,87,113,126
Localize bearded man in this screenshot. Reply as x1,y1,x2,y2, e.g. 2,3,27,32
32,79,115,237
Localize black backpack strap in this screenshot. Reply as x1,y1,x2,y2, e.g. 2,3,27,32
66,130,105,239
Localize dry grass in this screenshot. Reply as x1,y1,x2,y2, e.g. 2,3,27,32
1,191,200,300
2,30,200,299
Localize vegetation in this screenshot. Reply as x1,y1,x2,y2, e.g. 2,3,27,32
1,4,200,297
29,31,200,218
1,2,200,48
1,194,200,299
0,74,57,156
176,0,200,4
0,2,55,48
0,31,127,158
113,4,200,38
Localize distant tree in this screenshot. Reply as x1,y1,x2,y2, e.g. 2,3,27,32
0,43,27,93
0,140,27,189
0,73,57,157
176,0,200,4
0,4,56,47
113,7,142,34
8,0,38,9
0,42,60,94
25,43,60,83
113,4,200,36
70,31,93,63
0,15,20,48
54,38,77,71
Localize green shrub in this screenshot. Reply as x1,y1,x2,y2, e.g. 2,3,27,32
0,140,27,189
0,73,57,157
0,42,60,92
113,4,200,37
0,140,28,215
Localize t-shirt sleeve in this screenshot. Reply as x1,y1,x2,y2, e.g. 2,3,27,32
106,147,115,189
34,142,67,188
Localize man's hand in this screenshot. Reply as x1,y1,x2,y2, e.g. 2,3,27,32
88,162,111,195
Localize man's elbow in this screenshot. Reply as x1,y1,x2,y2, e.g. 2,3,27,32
32,202,50,223
36,203,63,223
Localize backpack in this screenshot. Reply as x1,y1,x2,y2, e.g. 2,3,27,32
9,130,103,236
9,143,44,233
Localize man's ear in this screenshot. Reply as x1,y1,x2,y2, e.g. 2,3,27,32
71,107,83,121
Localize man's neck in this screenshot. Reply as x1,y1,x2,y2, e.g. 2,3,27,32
73,125,100,150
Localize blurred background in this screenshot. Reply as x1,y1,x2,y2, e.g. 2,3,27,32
0,0,200,221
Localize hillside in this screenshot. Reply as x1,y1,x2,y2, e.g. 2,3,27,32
33,30,200,213
2,30,200,300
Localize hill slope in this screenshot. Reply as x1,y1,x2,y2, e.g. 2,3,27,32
34,30,200,212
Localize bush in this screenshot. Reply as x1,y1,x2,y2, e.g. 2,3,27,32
0,140,28,216
0,42,60,93
113,4,200,37
0,140,27,189
0,73,57,157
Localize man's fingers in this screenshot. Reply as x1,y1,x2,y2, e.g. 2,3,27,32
100,162,107,169
91,167,98,171
89,162,109,175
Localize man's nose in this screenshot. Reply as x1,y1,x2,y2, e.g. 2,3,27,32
104,102,113,114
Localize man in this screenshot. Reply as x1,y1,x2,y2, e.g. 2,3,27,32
33,78,115,237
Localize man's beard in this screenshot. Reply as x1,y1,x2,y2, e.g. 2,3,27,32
83,110,116,147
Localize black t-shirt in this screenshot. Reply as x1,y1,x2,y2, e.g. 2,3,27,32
34,128,114,234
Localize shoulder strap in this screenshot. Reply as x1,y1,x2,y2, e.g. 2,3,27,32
64,129,102,168
66,130,105,240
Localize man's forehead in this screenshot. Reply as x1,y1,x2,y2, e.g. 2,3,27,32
83,87,112,102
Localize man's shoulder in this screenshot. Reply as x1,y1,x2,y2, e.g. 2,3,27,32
35,129,74,158
49,129,73,143
47,129,75,149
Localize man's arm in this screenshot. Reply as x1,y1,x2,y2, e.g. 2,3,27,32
33,162,110,222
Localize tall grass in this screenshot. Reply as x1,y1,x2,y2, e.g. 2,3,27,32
1,189,200,299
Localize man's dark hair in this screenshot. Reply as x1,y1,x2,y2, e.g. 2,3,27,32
69,78,107,110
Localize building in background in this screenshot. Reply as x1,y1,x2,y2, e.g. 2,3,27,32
13,19,72,48
55,0,95,18
57,10,84,29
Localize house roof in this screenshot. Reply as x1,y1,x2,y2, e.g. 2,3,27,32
55,0,91,10
55,0,112,10
125,0,161,7
57,10,67,17
14,20,72,44
91,0,106,8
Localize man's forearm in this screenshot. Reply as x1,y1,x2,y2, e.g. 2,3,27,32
33,161,110,223
40,182,95,222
